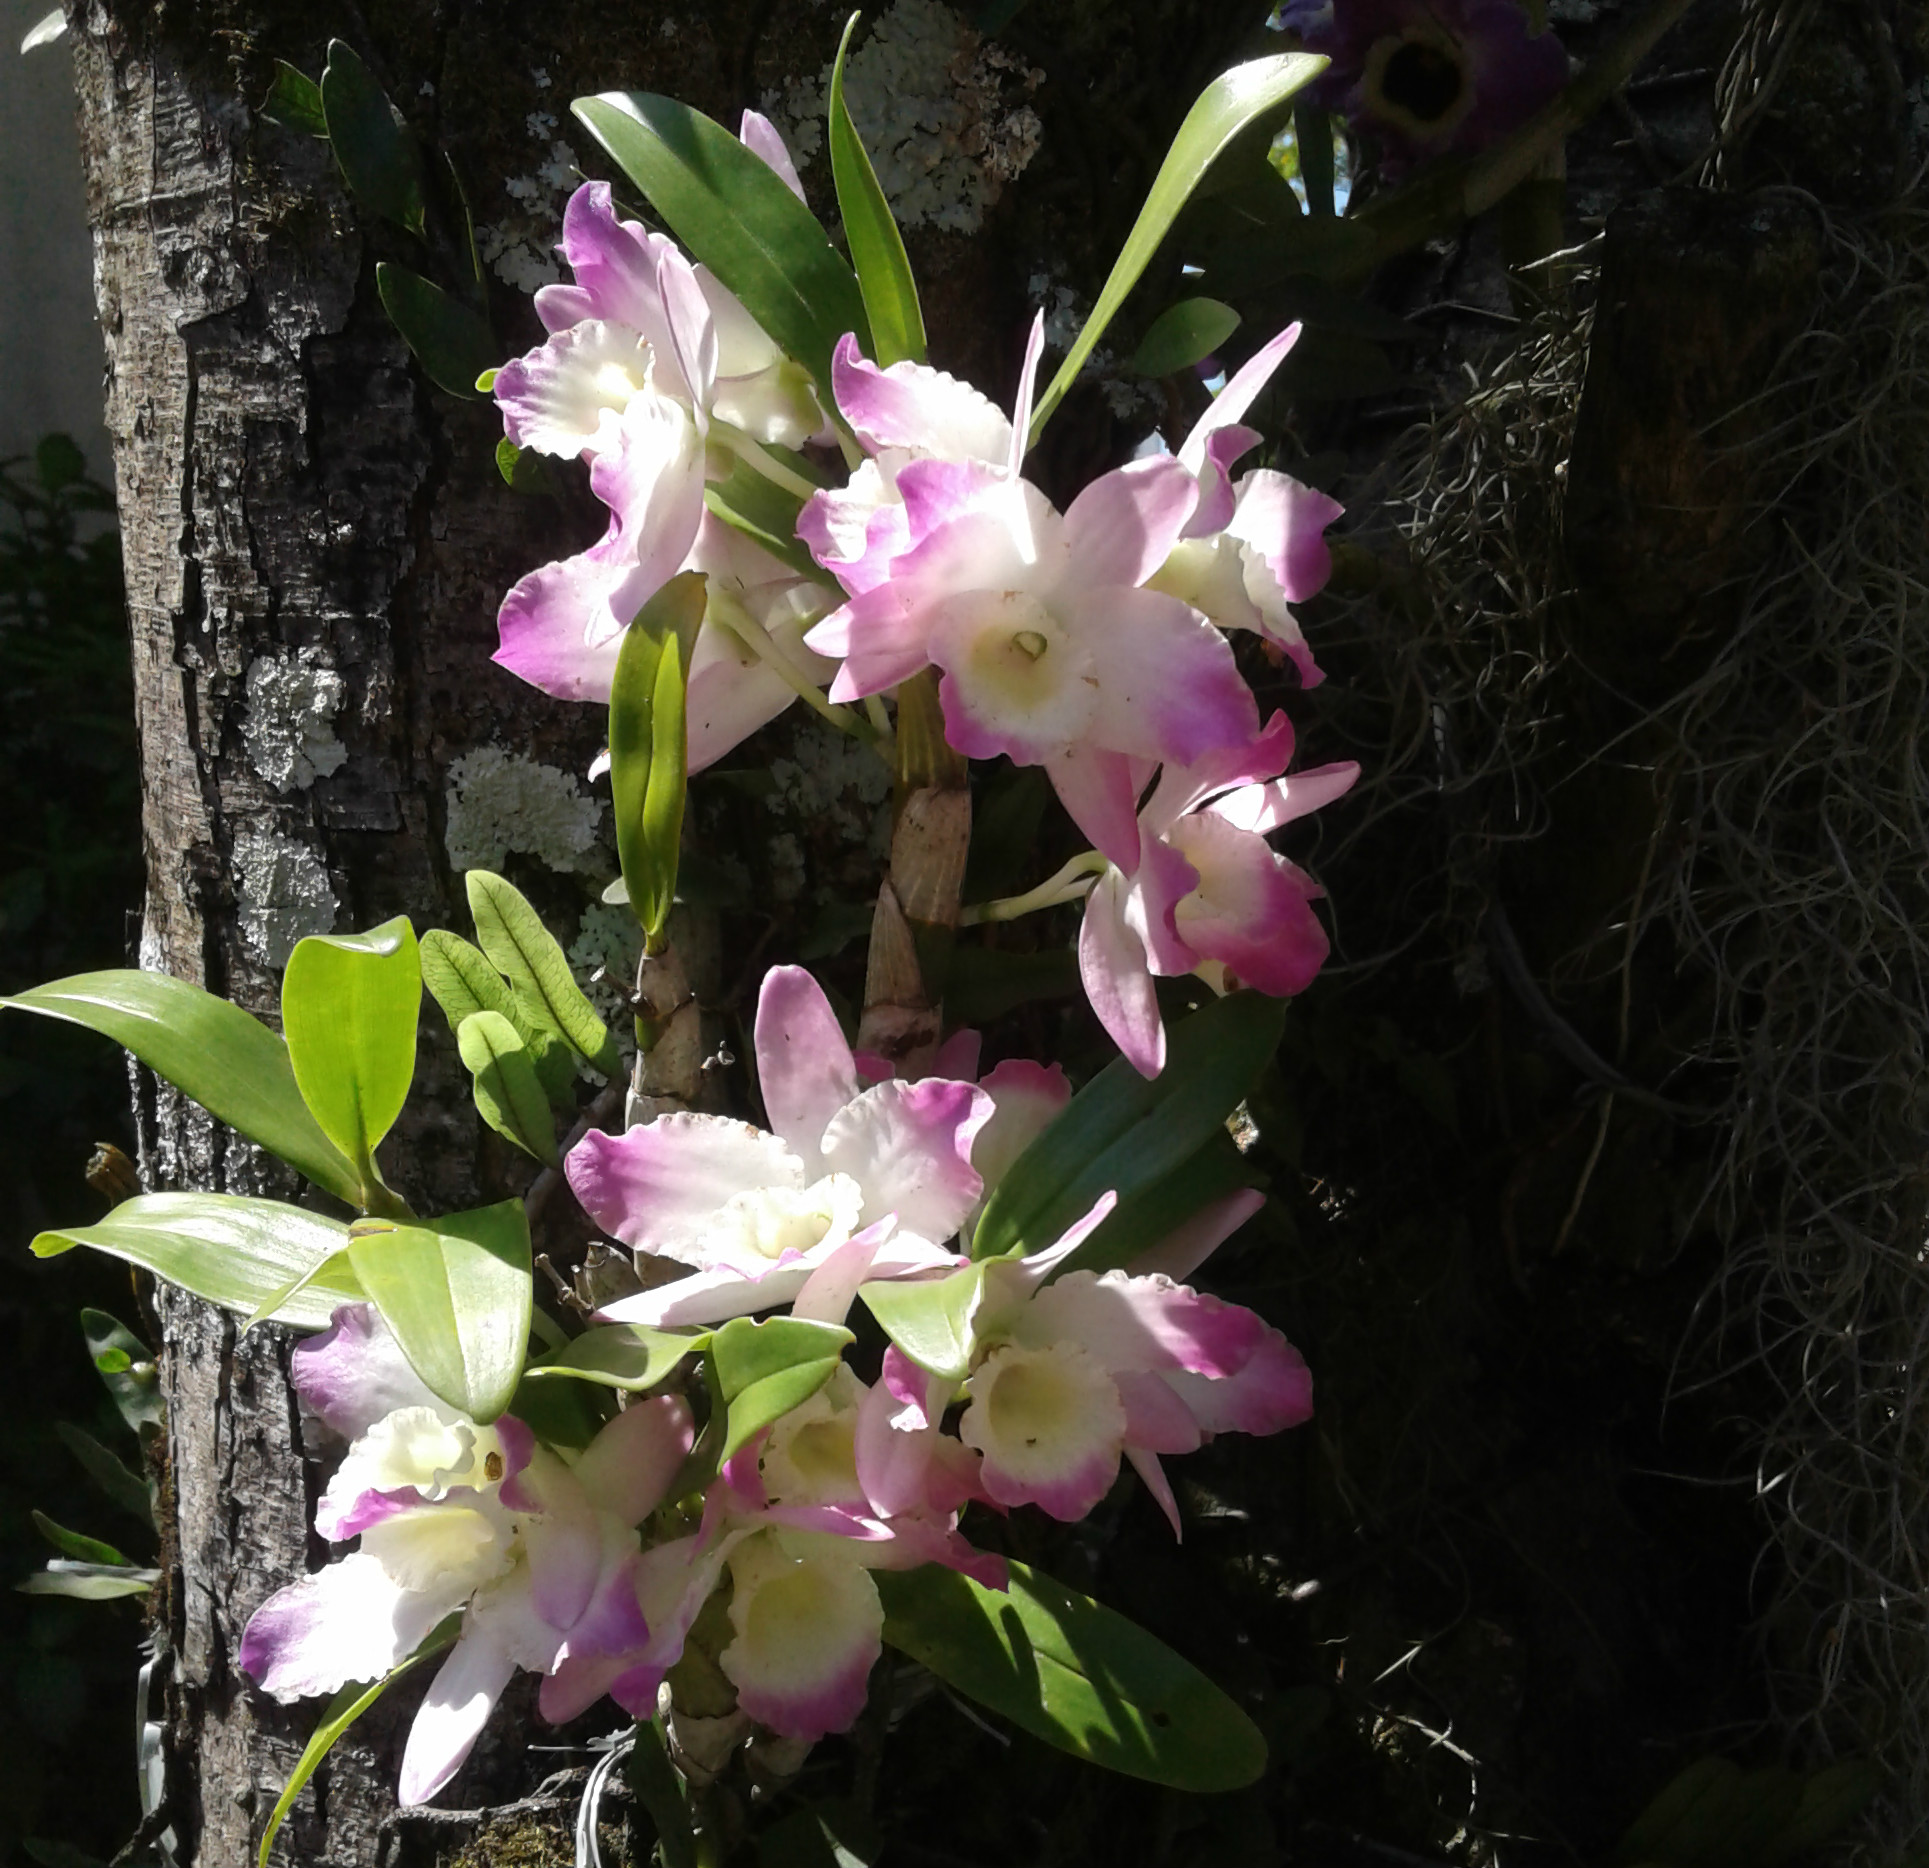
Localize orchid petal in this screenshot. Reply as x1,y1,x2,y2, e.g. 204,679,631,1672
754,965,861,1157
971,1059,1072,1198
493,553,626,703
1124,1445,1183,1539
398,1625,519,1806
1078,869,1166,1079
1042,745,1149,872
1179,323,1302,468
720,1535,884,1742
238,1551,449,1703
1059,455,1200,589
1165,815,1331,996
739,109,808,199
1162,1327,1313,1436
292,1303,443,1441
567,1115,809,1255
1226,467,1345,605
791,1216,900,1325
960,1340,1126,1521
831,333,1012,462
1126,1188,1265,1285
572,1395,697,1525
596,1262,816,1329
1008,311,1046,478
1024,1268,1267,1378
1211,759,1361,834
819,1078,992,1241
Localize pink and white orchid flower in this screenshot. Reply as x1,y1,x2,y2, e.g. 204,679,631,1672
1148,323,1347,688
803,327,1260,863
238,1305,694,1806
1079,711,1360,1078
572,966,994,1328
873,1193,1312,1537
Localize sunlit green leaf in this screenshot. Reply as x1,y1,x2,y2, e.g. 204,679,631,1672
456,1011,560,1166
261,60,327,137
525,1322,710,1391
1130,297,1241,377
858,1264,984,1384
1029,52,1327,439
573,92,870,406
1056,1130,1259,1279
376,262,496,399
466,871,624,1078
17,1562,157,1601
494,437,558,496
1,972,360,1205
973,991,1286,1261
611,573,704,944
710,1315,852,1463
345,1200,532,1422
321,39,427,235
31,1511,130,1568
420,927,574,1104
875,1560,1267,1790
32,1193,360,1331
282,915,421,1205
828,14,926,367
257,1620,458,1867
703,459,837,587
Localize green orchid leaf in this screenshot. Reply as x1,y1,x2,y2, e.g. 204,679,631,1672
17,1562,157,1602
54,1424,151,1528
875,1560,1267,1791
256,1619,459,1868
828,13,927,367
31,1511,130,1568
525,1322,711,1391
32,1193,361,1331
1029,51,1327,439
345,1200,532,1422
494,437,558,496
573,92,870,406
709,1315,853,1463
1055,1130,1260,1279
466,870,624,1079
261,60,327,137
610,572,704,945
857,1264,984,1384
703,460,837,587
79,1310,164,1439
282,915,421,1205
1130,296,1241,377
1,972,361,1205
420,927,575,1106
321,39,427,235
973,991,1286,1262
456,1011,560,1166
376,262,496,399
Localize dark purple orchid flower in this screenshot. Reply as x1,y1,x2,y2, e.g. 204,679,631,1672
1277,0,1568,173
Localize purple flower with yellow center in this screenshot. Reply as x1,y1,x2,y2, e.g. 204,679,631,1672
1278,0,1567,171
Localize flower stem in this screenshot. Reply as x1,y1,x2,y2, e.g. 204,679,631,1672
961,850,1108,924
705,591,878,747
707,419,821,501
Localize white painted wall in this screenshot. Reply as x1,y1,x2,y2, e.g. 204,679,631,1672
1,8,111,477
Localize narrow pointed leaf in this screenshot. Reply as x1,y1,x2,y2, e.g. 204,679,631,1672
875,1560,1267,1791
525,1322,711,1391
18,1563,157,1601
573,92,870,403
1295,101,1336,216
1,972,360,1205
466,871,624,1078
54,1424,151,1527
703,461,838,587
420,928,576,1105
80,1310,164,1438
376,261,497,398
32,1512,130,1568
1029,52,1327,438
710,1316,853,1462
321,39,427,235
32,1193,361,1330
282,916,421,1201
256,1620,459,1868
457,1011,560,1166
610,573,704,943
973,991,1286,1261
828,13,927,366
345,1200,533,1422
1056,1131,1259,1278
1130,297,1241,377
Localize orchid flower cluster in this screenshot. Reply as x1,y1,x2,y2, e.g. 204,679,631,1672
18,66,1360,1840
239,966,1313,1801
488,112,1358,1078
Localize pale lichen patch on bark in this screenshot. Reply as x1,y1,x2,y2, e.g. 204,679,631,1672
443,746,606,875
